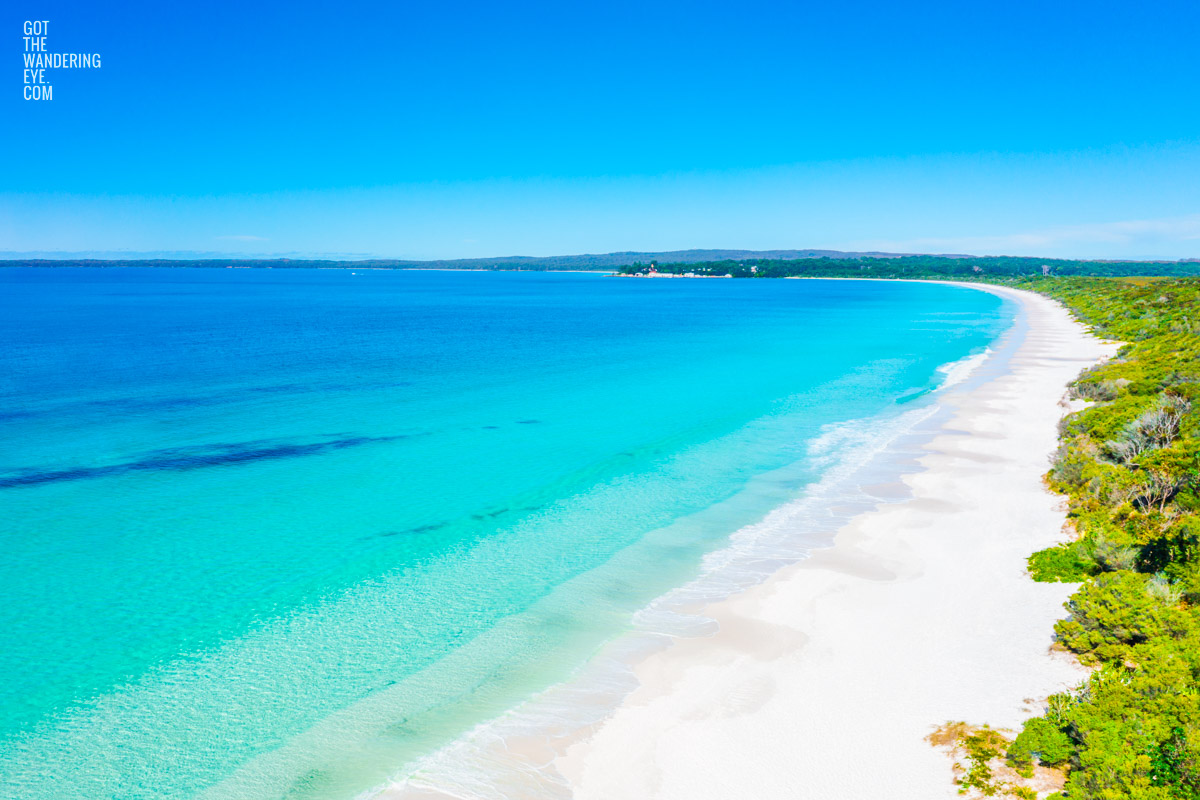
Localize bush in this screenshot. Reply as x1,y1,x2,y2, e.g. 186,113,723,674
1141,523,1200,576
1147,574,1185,605
1050,442,1090,489
1074,379,1121,402
1174,560,1200,605
1055,645,1200,800
1029,543,1094,582
1106,397,1192,464
1081,532,1140,572
1055,572,1190,664
1106,399,1190,463
929,722,1026,797
1008,717,1073,768
1129,447,1199,513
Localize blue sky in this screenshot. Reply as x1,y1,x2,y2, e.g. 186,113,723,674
5,0,1200,260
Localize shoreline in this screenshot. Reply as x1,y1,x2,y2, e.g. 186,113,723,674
547,284,1116,798
377,281,1108,799
381,361,965,799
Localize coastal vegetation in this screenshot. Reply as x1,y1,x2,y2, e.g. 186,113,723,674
937,276,1200,799
929,722,1044,798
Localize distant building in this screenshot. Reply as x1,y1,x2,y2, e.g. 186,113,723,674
1042,265,1052,276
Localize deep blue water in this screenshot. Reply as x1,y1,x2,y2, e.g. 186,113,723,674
0,268,1010,799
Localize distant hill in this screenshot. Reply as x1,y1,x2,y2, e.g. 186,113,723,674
0,248,972,270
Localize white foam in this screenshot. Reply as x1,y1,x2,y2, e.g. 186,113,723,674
935,347,991,392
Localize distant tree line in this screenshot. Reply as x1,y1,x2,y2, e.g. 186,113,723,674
618,256,1200,279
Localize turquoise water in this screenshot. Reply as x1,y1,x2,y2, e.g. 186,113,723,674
0,269,1010,798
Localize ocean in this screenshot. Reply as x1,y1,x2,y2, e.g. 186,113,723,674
0,268,1011,799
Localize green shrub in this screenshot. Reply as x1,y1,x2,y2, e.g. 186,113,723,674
1082,532,1140,572
1129,447,1199,513
1054,572,1188,664
1008,717,1073,768
1072,366,1122,402
1105,398,1191,463
1050,441,1092,490
1029,543,1094,582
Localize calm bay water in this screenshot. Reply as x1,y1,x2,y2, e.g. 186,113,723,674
0,269,1010,798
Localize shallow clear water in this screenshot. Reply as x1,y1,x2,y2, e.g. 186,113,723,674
0,269,1010,799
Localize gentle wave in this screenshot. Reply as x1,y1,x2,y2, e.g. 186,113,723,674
935,347,992,392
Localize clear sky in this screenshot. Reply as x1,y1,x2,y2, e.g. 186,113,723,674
5,0,1200,260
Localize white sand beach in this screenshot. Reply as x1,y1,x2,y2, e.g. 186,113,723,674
553,285,1118,799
